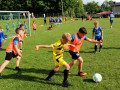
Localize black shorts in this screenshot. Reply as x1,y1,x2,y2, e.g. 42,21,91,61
44,20,46,23
33,29,36,30
69,50,80,60
110,20,113,23
5,52,18,61
95,37,102,41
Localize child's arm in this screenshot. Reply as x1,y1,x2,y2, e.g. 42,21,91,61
64,44,75,50
14,44,22,57
35,45,52,50
86,38,103,43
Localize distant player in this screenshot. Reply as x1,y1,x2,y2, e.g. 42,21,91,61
92,21,103,54
69,27,103,76
0,27,5,49
6,24,10,33
0,28,22,79
24,21,27,33
35,33,75,87
19,24,27,50
32,21,36,34
109,12,114,29
18,22,21,28
59,17,62,23
12,22,15,31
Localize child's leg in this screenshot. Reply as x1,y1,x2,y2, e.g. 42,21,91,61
63,63,70,82
77,57,87,76
99,42,103,52
16,56,21,67
0,42,2,49
19,41,22,50
69,59,77,69
0,60,10,73
94,43,98,53
45,66,59,80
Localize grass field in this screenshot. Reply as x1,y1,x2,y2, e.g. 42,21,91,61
0,18,120,90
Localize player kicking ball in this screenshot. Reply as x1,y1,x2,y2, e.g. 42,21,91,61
69,27,103,76
35,33,75,87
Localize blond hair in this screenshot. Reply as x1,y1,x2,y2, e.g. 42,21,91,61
94,21,99,24
62,32,71,41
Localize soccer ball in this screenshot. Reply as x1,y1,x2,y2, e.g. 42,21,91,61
93,73,102,82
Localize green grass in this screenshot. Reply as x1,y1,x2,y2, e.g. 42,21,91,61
0,18,120,90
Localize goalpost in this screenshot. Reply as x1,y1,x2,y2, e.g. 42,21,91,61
0,11,31,38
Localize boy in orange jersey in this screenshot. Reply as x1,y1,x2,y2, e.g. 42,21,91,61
69,27,103,76
19,24,27,50
0,28,22,79
32,21,36,34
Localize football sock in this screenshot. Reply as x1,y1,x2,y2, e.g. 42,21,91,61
63,69,69,82
46,70,55,79
95,45,97,51
100,45,102,49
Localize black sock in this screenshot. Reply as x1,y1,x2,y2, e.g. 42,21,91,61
100,45,102,49
46,70,55,79
0,73,1,77
63,69,69,82
95,45,97,51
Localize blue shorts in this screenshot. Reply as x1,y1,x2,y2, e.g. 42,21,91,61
95,37,102,41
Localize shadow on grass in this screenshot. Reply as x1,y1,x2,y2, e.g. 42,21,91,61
83,79,95,83
3,71,63,87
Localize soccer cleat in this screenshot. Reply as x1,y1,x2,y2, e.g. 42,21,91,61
63,81,72,87
45,78,54,82
78,72,87,76
15,67,21,71
94,51,97,54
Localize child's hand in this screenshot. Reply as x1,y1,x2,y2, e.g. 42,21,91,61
35,45,39,50
99,40,103,43
19,53,22,57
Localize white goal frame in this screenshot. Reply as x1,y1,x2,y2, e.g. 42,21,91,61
0,11,31,36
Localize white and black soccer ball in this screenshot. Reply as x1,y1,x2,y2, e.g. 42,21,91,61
93,73,102,82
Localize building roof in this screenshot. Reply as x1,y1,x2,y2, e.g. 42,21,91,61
112,2,120,6
97,11,111,15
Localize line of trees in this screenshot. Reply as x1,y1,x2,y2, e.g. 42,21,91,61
0,0,114,17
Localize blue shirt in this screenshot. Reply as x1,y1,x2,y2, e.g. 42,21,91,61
93,27,102,38
0,31,5,42
18,23,21,28
109,14,114,20
13,23,15,28
6,24,9,29
24,23,27,29
71,33,88,42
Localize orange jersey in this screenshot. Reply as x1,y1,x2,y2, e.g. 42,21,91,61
32,23,36,29
69,33,85,53
6,36,19,55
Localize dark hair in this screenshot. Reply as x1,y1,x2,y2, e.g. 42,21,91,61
79,27,87,34
0,27,2,29
15,28,20,34
20,24,24,27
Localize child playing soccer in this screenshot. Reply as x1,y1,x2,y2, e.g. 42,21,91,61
19,24,27,50
92,21,103,54
0,27,5,49
32,21,36,34
0,28,22,79
35,33,75,87
24,21,27,33
6,24,10,33
12,22,15,31
69,27,103,76
109,12,114,29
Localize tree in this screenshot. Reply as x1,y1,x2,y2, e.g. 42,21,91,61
101,0,114,11
84,1,102,14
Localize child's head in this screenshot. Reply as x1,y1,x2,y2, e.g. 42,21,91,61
24,21,26,23
20,24,24,29
61,33,71,44
78,27,87,38
0,27,2,31
33,21,35,23
94,21,99,27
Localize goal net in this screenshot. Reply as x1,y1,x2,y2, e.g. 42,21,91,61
0,11,31,39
